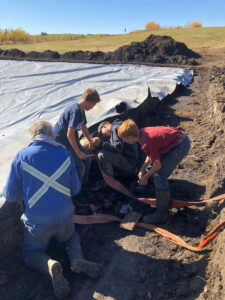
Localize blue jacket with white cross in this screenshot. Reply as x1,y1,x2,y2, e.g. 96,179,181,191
3,140,80,222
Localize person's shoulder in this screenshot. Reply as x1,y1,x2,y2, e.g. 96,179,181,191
113,119,122,126
12,144,31,163
64,102,78,113
112,119,122,131
57,146,70,157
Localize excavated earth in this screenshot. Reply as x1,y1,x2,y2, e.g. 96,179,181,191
0,37,225,300
0,35,200,65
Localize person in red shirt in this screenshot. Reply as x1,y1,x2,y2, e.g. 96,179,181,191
118,119,190,224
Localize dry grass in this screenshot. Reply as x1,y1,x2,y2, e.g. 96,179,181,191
0,27,225,54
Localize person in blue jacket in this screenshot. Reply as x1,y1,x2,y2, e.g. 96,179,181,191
96,119,138,178
53,88,101,187
3,120,102,299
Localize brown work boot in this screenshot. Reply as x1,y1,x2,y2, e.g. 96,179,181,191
71,259,103,278
28,250,70,299
48,260,70,299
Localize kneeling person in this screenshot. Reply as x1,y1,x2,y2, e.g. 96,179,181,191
3,120,102,299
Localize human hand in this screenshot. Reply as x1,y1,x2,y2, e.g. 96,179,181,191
78,151,87,160
88,141,95,152
92,137,101,147
138,171,144,179
138,176,148,186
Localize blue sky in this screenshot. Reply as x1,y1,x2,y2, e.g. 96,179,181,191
0,0,224,35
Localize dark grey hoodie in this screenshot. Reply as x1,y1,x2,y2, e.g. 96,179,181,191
101,119,138,160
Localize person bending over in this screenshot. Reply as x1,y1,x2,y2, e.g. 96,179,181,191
118,119,190,224
53,88,101,187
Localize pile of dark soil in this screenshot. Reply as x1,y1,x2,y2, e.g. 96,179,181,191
104,34,200,65
0,34,200,65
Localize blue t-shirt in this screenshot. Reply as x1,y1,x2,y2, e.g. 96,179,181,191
53,103,87,147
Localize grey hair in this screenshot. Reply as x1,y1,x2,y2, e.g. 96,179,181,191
29,120,53,139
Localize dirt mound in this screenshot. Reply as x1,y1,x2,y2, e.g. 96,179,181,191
105,34,200,65
1,48,26,58
40,50,61,59
0,35,200,65
26,51,42,59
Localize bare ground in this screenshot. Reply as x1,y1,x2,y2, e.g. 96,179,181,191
1,47,225,300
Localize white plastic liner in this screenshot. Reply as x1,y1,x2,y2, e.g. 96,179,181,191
0,60,193,193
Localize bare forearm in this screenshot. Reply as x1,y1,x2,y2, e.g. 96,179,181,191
67,127,80,154
68,135,80,154
82,125,92,142
139,159,162,185
144,164,160,180
141,156,151,173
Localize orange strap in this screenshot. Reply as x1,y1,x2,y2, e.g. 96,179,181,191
101,165,225,207
74,214,225,252
81,158,225,251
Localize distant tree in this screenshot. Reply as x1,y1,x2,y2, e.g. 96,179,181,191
41,32,48,35
185,21,202,28
3,27,30,42
145,21,160,31
0,28,4,42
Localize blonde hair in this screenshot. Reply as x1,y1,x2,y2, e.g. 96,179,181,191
29,120,52,139
82,88,100,103
118,119,139,138
80,136,90,150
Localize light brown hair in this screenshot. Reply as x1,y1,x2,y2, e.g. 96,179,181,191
118,119,139,138
82,88,100,103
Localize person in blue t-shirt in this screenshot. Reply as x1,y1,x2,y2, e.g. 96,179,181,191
53,88,101,186
3,120,103,299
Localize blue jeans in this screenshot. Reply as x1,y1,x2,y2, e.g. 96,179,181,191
23,212,75,263
153,135,191,192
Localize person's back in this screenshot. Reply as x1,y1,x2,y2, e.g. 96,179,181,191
6,140,79,222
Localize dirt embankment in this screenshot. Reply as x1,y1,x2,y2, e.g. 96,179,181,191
0,34,200,65
0,38,225,300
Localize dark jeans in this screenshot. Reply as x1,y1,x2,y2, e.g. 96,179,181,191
153,135,191,191
98,149,137,177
